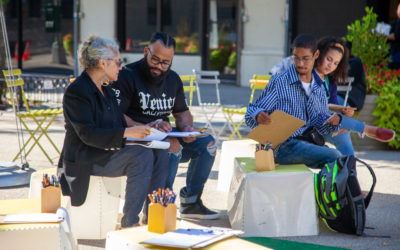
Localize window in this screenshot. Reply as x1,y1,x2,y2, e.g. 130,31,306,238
121,0,200,54
7,0,17,19
29,0,41,18
61,0,73,19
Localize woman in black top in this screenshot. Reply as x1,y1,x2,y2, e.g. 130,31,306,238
58,35,168,228
388,3,400,69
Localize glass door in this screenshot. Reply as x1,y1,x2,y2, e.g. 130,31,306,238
208,0,237,81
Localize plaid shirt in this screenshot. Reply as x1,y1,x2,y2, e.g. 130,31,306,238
245,64,338,139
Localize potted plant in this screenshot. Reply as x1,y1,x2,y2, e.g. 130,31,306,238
345,6,390,94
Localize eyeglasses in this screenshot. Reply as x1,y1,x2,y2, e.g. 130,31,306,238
109,58,123,67
147,48,172,69
292,55,313,64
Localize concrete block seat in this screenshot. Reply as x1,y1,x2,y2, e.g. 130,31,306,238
227,157,318,237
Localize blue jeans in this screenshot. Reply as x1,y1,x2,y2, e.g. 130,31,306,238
275,138,342,168
325,98,365,155
165,134,216,199
324,132,354,156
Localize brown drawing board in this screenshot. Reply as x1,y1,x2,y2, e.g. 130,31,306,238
247,110,306,149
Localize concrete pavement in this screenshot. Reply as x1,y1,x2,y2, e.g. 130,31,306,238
0,82,399,250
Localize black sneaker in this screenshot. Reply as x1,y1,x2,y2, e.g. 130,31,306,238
179,199,220,220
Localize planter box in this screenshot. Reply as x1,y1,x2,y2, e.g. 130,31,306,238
356,94,388,150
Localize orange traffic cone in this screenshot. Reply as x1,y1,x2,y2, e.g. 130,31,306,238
126,38,132,51
14,42,18,61
22,41,30,61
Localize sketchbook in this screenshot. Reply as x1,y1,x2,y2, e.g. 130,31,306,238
247,110,306,149
127,128,204,143
141,227,242,248
125,140,170,149
328,104,357,112
167,131,202,137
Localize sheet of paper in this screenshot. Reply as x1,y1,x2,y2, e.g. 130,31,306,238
0,213,63,224
192,227,243,248
167,131,202,137
247,110,306,149
141,228,224,248
125,140,170,149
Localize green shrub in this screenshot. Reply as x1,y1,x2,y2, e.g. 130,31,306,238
63,34,73,57
209,48,229,72
344,6,390,94
227,51,236,70
372,77,400,149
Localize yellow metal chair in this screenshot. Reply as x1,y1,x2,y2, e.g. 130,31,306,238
222,74,271,140
169,74,197,125
180,74,197,108
3,69,63,164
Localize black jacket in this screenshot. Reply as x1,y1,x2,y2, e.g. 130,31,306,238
390,18,400,54
58,71,127,206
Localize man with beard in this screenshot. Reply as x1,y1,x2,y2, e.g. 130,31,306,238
112,32,219,222
245,34,343,168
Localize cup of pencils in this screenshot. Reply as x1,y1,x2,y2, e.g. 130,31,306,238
41,174,61,213
255,142,275,172
148,188,177,233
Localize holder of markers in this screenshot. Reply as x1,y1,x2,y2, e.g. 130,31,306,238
148,188,177,234
255,143,275,172
41,174,61,213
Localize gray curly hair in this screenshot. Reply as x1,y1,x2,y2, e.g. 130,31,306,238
78,35,119,70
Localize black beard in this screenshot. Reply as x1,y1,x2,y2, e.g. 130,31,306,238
141,58,170,85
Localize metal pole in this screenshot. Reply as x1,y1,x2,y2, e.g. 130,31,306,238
17,0,23,69
73,0,79,76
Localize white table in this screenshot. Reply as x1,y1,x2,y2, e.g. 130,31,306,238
106,222,268,250
0,198,75,250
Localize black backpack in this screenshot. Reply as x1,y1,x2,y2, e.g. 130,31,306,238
314,155,376,235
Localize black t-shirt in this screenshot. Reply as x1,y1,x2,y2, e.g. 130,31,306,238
112,58,188,124
337,57,366,110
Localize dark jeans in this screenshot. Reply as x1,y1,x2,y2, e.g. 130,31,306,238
91,146,168,227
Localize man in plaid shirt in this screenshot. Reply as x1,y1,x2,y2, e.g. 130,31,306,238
246,34,343,168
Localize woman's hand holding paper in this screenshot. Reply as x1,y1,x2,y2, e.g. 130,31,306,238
341,107,354,117
125,125,152,139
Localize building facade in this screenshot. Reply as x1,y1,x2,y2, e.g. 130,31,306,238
3,0,399,86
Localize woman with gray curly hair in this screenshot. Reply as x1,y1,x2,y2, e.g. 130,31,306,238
58,35,169,228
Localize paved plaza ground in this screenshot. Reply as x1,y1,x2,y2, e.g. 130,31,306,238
0,82,399,249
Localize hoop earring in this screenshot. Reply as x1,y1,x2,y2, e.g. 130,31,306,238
102,74,109,85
